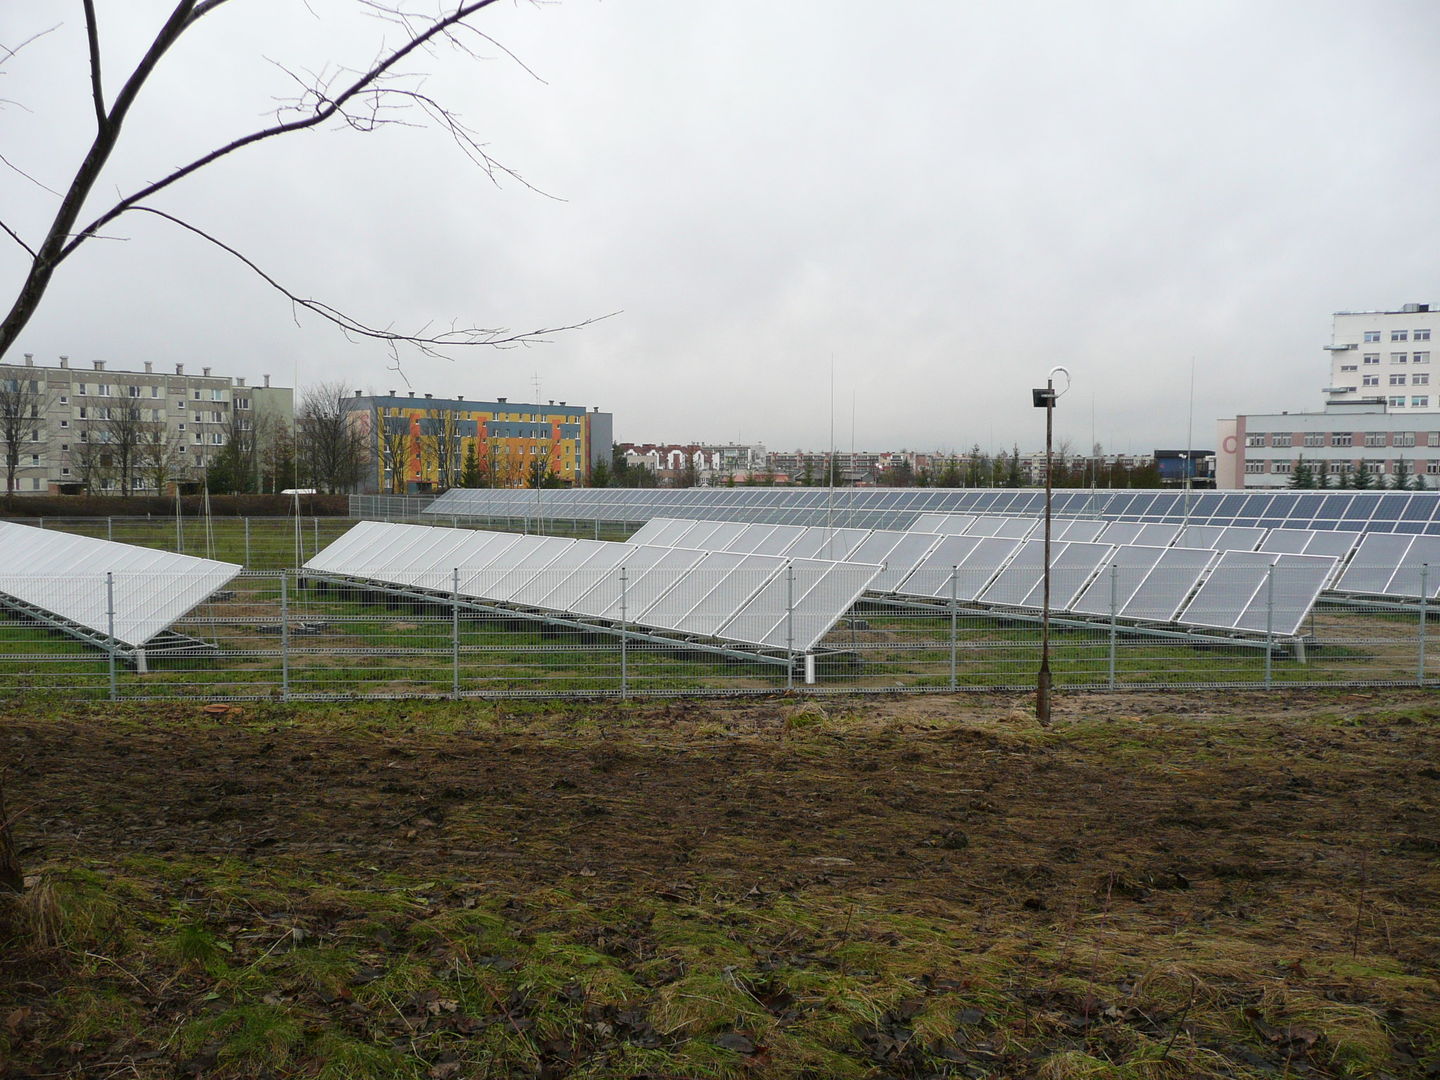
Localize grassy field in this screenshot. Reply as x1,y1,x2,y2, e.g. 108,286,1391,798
2,690,1437,1078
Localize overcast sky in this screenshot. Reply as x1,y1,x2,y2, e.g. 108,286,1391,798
3,0,1438,456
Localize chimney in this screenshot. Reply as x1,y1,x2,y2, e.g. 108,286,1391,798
559,401,566,406
143,361,153,373
59,356,69,369
549,399,554,405
93,360,105,370
457,395,464,401
592,405,599,412
176,363,184,375
388,389,396,397
498,396,507,403
23,354,33,367
236,376,245,387
202,366,211,377
354,389,362,397
263,374,270,387
408,391,415,398
424,393,432,399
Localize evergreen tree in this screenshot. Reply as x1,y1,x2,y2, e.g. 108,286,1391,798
1289,457,1313,489
1351,461,1376,490
1390,457,1412,491
1412,470,1429,491
459,444,483,487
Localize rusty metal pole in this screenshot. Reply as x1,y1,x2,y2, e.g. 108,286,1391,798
1037,378,1054,726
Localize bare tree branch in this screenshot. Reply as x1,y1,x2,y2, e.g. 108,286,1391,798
81,0,107,130
0,219,35,259
0,22,60,69
131,205,618,354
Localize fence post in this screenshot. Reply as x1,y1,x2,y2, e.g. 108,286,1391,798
619,567,629,699
106,571,117,702
1108,562,1118,690
452,567,461,700
106,516,113,541
785,563,795,691
948,565,958,691
244,517,251,568
1420,564,1429,686
1264,562,1274,689
280,571,290,701
312,516,319,557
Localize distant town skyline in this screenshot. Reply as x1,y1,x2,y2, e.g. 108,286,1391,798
3,1,1437,455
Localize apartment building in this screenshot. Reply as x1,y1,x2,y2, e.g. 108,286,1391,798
351,391,613,492
1323,302,1436,412
0,353,293,494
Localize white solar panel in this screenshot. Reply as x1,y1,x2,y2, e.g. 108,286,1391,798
1052,519,1108,543
718,558,882,651
1116,547,1217,622
0,520,241,650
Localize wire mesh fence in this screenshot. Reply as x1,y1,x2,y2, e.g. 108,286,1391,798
0,561,1433,702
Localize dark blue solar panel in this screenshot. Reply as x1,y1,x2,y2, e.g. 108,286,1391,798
1376,494,1411,520
1319,494,1353,518
1287,494,1324,518
1214,494,1246,516
1402,498,1434,521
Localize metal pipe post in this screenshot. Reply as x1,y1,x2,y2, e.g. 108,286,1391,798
280,572,291,700
619,567,629,698
106,571,117,702
1420,564,1429,685
1108,561,1118,690
1037,380,1054,724
785,563,795,691
1264,563,1274,688
244,517,251,568
948,565,958,690
452,567,461,699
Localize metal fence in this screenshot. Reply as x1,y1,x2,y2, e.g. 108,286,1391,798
0,563,1433,702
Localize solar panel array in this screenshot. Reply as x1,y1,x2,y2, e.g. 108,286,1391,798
0,520,241,651
304,521,881,653
423,486,1440,533
605,517,1344,637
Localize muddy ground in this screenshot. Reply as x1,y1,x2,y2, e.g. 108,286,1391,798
2,689,1438,1078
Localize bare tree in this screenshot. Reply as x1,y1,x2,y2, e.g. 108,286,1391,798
93,401,148,496
298,382,369,494
137,421,187,496
373,405,414,495
418,408,465,491
0,371,49,496
0,2,611,367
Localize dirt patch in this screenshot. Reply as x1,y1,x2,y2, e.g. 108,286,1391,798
2,689,1438,1077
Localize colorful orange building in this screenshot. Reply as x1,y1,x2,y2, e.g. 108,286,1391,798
348,392,613,494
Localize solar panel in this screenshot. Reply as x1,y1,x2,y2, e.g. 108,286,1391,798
867,531,945,592
910,513,977,534
1334,534,1415,595
1377,535,1440,598
572,546,707,621
1071,544,1169,618
633,551,779,632
965,515,1037,539
1179,551,1337,636
1116,547,1218,622
717,558,882,652
783,527,871,561
895,535,986,596
1052,519,1109,543
0,520,241,652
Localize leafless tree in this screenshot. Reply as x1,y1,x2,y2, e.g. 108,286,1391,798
0,371,49,496
138,422,187,496
0,2,612,367
93,401,149,496
298,381,370,494
70,437,109,495
374,405,414,494
418,408,465,491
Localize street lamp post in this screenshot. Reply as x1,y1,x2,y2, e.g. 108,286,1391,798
1032,366,1069,727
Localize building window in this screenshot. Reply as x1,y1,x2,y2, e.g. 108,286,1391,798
1340,364,1357,372
128,385,140,397
61,468,70,476
178,423,186,431
1415,352,1430,364
1392,330,1409,341
1416,329,1432,341
176,400,185,409
1365,459,1387,474
1389,396,1406,407
1272,461,1291,473
1364,432,1387,446
211,433,223,445
1397,432,1416,447
1270,433,1290,447
77,384,87,395
1244,461,1265,474
1414,373,1430,386
235,398,250,410
1303,433,1324,447
1245,434,1265,447
97,384,109,396
1430,433,1440,447
193,432,202,443
1329,462,1350,475
1363,374,1380,386
1391,374,1408,386
58,395,68,405
1393,353,1408,364
1363,353,1380,364
1331,433,1353,446
1414,396,1430,408
1364,331,1382,342
192,390,201,400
